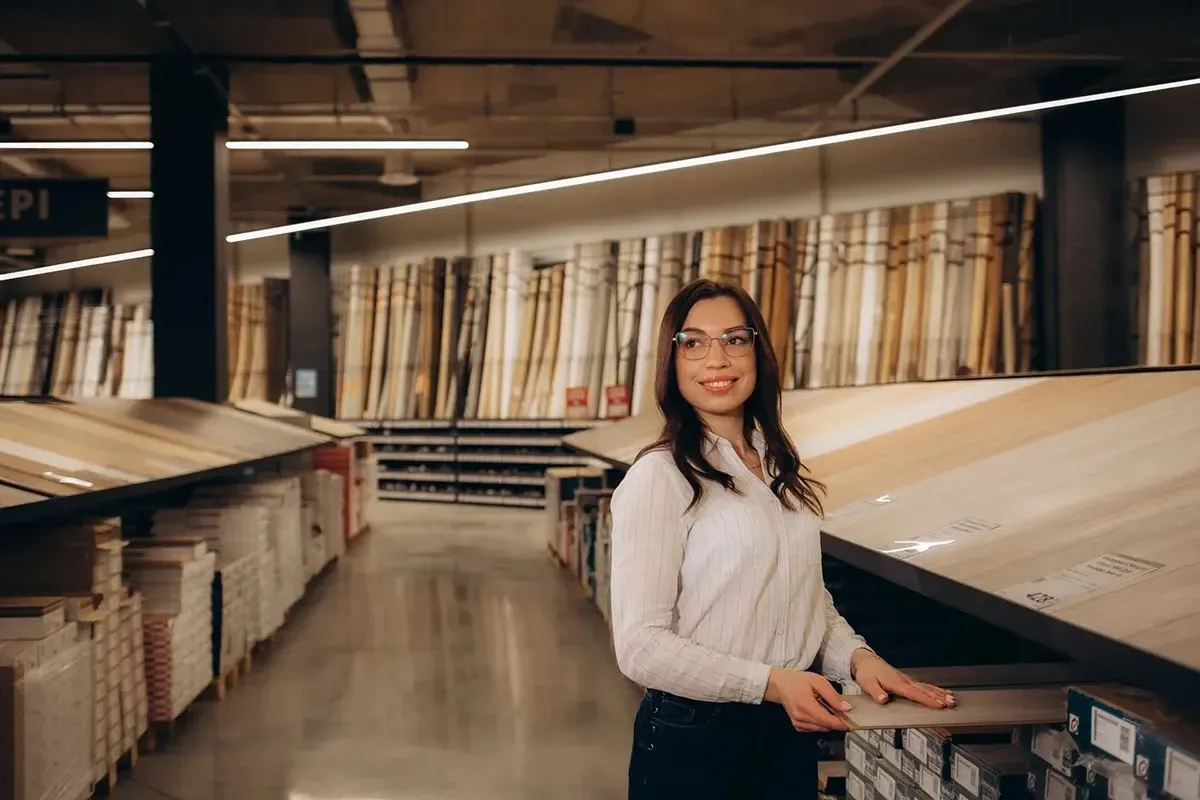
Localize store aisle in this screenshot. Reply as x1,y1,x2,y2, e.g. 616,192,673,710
117,502,638,800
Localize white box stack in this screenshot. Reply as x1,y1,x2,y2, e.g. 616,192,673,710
118,594,148,748
126,551,215,723
214,554,256,676
190,477,306,626
0,621,93,800
150,505,278,644
301,470,346,579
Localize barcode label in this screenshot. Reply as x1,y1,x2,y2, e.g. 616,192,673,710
905,728,929,763
920,766,942,800
952,753,981,796
1091,707,1137,764
875,769,896,800
847,740,867,773
1046,770,1073,800
1166,747,1200,800
847,772,867,800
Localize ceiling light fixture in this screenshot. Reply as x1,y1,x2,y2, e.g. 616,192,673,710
108,190,154,199
0,140,468,152
227,73,1200,243
8,73,1200,280
226,140,469,151
0,141,153,151
0,249,153,283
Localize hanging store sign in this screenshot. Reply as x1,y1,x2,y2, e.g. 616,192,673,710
0,179,109,239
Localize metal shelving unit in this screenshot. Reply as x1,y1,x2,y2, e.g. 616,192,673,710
347,418,611,508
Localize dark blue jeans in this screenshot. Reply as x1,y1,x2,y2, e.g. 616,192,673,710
628,689,819,799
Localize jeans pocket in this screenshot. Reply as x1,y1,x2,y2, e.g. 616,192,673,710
646,692,722,730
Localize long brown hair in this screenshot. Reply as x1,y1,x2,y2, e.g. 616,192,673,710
636,279,825,515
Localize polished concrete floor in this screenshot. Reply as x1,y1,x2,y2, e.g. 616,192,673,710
117,502,639,800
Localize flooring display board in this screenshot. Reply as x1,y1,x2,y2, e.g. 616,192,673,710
333,190,1039,422
0,279,288,405
0,397,334,528
227,278,289,404
563,369,1200,706
1136,171,1200,368
0,289,153,399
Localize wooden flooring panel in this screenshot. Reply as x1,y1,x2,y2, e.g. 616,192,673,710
76,397,329,459
837,687,1067,730
821,382,1200,671
0,403,230,474
0,483,46,507
812,371,1198,509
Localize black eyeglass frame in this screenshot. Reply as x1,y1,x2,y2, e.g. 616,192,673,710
672,326,758,360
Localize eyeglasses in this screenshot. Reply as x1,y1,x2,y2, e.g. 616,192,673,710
673,327,757,360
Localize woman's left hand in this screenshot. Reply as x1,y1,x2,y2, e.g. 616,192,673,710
852,652,956,709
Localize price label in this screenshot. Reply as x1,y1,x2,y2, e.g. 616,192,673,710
999,553,1164,611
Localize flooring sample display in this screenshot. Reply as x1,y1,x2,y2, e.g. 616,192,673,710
333,191,1039,420
77,398,330,459
0,280,287,404
564,369,1200,692
835,686,1067,730
1138,171,1200,367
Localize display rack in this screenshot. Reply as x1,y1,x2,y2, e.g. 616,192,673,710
333,190,1043,424
0,394,354,800
562,368,1200,714
352,417,610,507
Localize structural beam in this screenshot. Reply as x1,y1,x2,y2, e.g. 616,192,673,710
149,59,231,401
287,219,335,417
1039,93,1130,370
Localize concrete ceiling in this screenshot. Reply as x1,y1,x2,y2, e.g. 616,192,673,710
0,0,1197,236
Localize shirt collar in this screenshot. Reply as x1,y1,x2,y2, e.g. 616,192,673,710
702,427,767,459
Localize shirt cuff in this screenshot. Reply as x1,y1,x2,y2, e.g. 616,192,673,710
741,660,773,704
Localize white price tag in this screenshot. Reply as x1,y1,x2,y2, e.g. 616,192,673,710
1166,747,1200,800
847,740,867,773
847,772,867,800
875,769,896,800
1046,770,1073,800
953,753,981,796
920,766,942,800
905,728,929,763
999,553,1164,611
1091,707,1137,764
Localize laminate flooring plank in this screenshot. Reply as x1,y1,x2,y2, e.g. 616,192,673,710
821,379,1200,671
837,687,1067,730
51,402,247,462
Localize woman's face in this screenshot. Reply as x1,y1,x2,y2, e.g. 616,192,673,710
673,295,757,418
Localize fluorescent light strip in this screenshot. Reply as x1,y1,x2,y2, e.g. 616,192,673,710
0,140,467,152
0,249,153,282
229,73,1200,243
226,140,469,151
108,190,154,199
0,141,153,151
10,73,1200,278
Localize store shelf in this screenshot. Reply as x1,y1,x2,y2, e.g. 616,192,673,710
361,418,610,507
563,368,1200,712
0,397,335,530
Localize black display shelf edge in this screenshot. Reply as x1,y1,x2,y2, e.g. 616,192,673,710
0,443,322,532
820,532,1200,715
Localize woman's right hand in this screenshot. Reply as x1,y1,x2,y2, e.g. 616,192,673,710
763,667,851,732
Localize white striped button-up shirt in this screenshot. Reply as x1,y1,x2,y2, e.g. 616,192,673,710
610,430,867,704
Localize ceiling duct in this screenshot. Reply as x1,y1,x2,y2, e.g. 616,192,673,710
346,0,415,132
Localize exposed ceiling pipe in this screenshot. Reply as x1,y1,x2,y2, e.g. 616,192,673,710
799,0,977,138
345,0,413,134
5,50,1200,67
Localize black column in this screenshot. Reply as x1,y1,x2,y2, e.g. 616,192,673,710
149,59,230,401
1040,97,1131,370
287,221,335,417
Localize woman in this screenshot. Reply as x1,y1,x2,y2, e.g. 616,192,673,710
610,279,954,799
